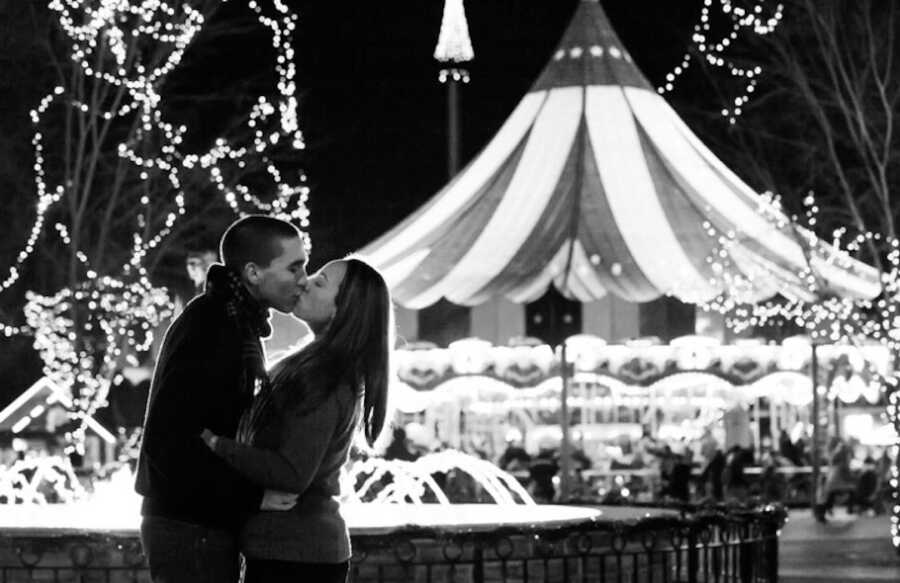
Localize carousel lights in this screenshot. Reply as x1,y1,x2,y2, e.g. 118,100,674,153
658,0,783,124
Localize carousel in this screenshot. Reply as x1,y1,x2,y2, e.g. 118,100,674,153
390,335,893,495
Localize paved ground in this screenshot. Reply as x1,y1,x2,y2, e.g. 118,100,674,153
779,509,900,582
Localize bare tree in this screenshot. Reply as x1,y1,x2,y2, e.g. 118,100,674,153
680,1,900,551
0,0,308,450
688,0,898,267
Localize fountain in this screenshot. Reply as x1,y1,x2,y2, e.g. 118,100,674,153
346,450,534,505
0,452,784,582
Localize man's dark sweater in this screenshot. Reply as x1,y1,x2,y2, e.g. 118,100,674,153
135,292,264,531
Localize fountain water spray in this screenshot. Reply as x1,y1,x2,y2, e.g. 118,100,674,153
344,449,534,505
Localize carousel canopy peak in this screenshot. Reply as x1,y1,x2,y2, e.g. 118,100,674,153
359,1,880,309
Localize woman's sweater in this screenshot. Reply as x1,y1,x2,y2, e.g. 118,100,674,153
213,381,361,563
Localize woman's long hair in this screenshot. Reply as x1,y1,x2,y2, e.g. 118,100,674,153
240,258,393,447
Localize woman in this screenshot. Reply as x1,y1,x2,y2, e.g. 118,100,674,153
815,438,855,522
202,257,392,583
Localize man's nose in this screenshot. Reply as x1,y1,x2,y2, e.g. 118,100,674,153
297,273,309,289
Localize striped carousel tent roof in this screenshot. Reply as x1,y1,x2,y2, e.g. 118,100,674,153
360,0,880,310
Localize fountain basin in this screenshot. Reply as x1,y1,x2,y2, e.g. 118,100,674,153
0,502,611,534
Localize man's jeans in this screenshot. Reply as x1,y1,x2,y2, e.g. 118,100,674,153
140,516,240,583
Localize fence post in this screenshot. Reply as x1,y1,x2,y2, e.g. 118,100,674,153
739,524,754,583
687,526,699,583
472,545,484,583
765,520,779,583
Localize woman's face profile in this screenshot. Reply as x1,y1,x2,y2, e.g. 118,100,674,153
292,260,347,330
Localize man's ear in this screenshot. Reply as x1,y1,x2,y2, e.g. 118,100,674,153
243,263,260,285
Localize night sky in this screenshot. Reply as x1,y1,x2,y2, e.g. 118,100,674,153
0,1,709,400
186,0,702,267
0,0,708,275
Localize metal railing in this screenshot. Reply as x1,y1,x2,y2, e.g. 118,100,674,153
348,504,784,583
0,504,785,583
0,532,146,583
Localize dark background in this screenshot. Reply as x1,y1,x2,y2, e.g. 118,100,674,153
0,0,726,402
285,0,700,262
163,0,703,263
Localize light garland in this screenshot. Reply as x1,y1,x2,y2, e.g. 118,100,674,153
888,384,900,548
697,190,900,551
0,455,87,505
1,0,309,297
715,195,900,351
1,0,311,452
658,0,784,124
24,275,173,454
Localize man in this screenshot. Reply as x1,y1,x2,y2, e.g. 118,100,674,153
497,429,531,472
528,435,560,503
186,248,220,297
136,215,309,582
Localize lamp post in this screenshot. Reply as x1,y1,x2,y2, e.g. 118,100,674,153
559,341,573,501
440,68,467,176
810,342,821,509
433,0,473,178
419,0,475,344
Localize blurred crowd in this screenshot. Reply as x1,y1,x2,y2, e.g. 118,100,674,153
375,422,896,512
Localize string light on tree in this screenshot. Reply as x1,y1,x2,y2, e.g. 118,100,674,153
1,0,311,452
24,275,173,454
696,190,900,551
1,0,309,300
887,383,900,549
658,0,784,124
719,195,900,352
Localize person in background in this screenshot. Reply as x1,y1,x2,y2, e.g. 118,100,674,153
778,430,797,465
498,429,531,472
722,445,751,502
792,436,810,466
384,426,420,462
529,437,560,503
635,426,659,465
814,438,855,523
697,430,723,501
563,432,594,500
202,257,393,583
677,448,695,502
701,448,726,501
186,248,221,298
655,444,677,498
873,448,892,515
849,456,878,515
759,449,786,502
568,437,593,473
